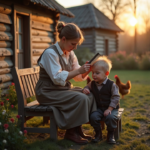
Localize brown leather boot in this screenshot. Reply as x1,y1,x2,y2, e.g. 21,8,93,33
64,127,88,145
76,126,92,141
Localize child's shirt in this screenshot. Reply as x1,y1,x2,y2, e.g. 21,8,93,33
84,77,120,108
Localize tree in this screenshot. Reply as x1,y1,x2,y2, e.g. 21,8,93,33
141,1,150,51
141,1,150,33
84,0,130,23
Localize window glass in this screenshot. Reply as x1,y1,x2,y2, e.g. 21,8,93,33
19,18,22,33
19,34,22,50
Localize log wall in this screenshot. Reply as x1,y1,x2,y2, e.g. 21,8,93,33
95,30,118,55
0,3,12,94
77,29,94,52
31,14,56,66
0,2,59,94
77,29,118,55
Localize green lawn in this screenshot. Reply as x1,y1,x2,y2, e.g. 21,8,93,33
24,70,150,150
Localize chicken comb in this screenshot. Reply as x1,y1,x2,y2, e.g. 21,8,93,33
114,75,118,78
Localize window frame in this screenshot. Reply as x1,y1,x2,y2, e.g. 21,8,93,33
13,9,32,69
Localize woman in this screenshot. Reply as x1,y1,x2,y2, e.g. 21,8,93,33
35,22,97,144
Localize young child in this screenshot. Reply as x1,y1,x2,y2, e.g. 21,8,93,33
82,56,120,144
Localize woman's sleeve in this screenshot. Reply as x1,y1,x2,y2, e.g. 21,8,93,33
39,49,69,86
71,51,87,81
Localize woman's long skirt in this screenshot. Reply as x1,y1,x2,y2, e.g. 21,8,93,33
35,80,97,129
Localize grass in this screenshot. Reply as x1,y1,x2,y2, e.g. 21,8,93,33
16,70,150,150
135,109,147,112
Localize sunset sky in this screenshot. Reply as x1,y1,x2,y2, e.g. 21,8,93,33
56,0,150,36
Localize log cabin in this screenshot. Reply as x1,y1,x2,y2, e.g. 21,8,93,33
60,3,123,55
0,0,74,94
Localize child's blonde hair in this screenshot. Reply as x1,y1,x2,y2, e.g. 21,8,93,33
92,56,112,72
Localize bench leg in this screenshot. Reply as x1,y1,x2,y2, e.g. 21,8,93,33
119,119,122,132
50,113,58,140
43,116,49,125
20,116,26,131
100,121,105,130
114,120,119,140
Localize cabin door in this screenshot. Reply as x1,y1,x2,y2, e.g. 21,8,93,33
16,14,31,69
105,39,109,55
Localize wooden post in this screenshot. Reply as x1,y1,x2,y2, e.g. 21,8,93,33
50,113,58,140
119,119,122,132
114,120,119,139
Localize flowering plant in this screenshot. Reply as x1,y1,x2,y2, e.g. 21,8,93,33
0,88,26,150
5,83,18,106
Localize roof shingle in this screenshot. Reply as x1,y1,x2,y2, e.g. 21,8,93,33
60,3,123,32
30,0,74,17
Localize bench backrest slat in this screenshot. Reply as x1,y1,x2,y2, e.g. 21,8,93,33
27,74,35,96
12,67,40,108
21,75,30,99
24,75,33,98
30,74,36,89
33,74,38,85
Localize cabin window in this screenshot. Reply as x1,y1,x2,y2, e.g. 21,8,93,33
16,14,31,69
16,15,24,69
105,39,109,55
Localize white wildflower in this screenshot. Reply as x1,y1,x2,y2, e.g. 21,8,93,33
3,110,6,113
3,139,7,144
0,122,1,125
2,111,6,115
19,131,23,135
5,129,9,133
4,149,7,150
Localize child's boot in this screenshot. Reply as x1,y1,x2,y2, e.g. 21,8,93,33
107,129,116,144
91,127,102,143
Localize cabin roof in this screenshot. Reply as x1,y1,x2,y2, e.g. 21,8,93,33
60,3,123,32
30,0,74,17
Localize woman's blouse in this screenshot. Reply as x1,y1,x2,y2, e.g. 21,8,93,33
38,42,85,86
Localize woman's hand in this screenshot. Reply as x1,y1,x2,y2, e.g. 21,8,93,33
66,62,91,81
78,63,91,74
82,88,90,95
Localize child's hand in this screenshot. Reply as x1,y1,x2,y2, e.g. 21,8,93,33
104,109,111,117
82,88,90,95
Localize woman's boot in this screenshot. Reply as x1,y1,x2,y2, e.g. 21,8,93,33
64,127,88,145
76,126,92,141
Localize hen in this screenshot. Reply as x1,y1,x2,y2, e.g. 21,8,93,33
114,75,131,99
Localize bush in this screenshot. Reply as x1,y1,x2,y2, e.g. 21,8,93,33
139,53,150,70
109,51,139,70
0,88,26,150
108,51,150,70
123,54,139,70
74,48,94,65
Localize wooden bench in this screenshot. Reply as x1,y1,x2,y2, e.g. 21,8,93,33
12,66,58,140
12,66,124,140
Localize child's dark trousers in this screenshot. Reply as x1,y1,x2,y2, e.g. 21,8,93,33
90,108,118,131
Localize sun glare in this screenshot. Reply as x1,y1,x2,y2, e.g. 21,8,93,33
129,17,138,26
